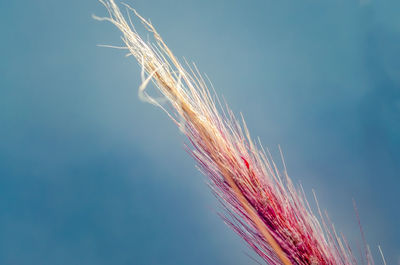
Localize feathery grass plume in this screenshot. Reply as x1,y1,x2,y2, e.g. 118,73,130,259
94,1,376,264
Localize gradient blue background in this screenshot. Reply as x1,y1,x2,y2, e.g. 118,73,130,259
1,0,399,264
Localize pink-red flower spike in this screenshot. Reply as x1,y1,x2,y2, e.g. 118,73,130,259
95,1,377,264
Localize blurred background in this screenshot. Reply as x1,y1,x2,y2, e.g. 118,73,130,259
0,0,399,264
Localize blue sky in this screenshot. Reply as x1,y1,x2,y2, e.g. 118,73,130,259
1,0,399,264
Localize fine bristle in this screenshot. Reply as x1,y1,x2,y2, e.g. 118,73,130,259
95,1,377,264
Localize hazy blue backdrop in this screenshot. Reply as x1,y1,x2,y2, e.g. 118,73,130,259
1,0,399,264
